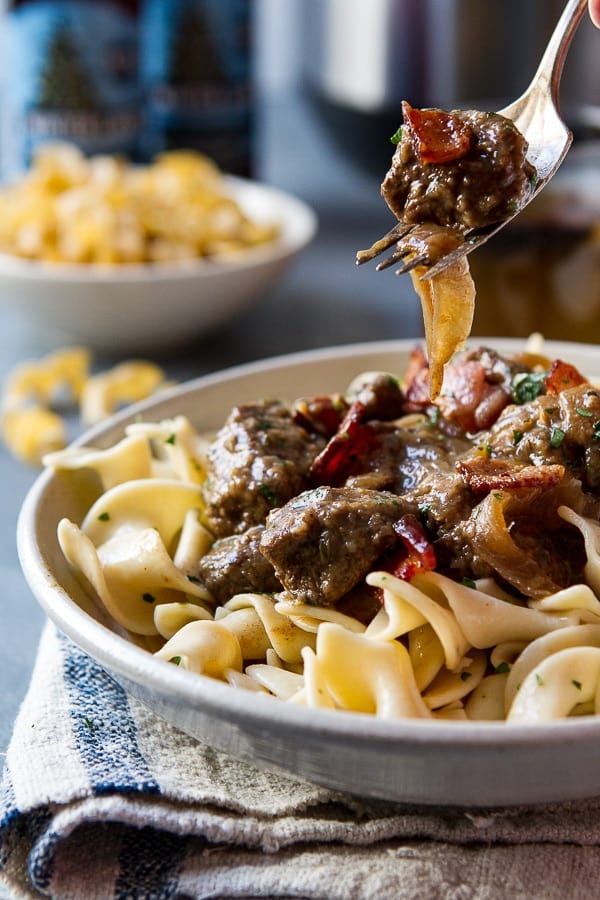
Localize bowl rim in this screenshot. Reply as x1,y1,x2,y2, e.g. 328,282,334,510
0,175,318,282
17,336,600,757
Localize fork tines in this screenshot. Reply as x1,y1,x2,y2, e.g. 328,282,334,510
376,248,429,274
356,222,431,276
355,222,412,266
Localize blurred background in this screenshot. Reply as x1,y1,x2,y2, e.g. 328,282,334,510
1,0,600,362
1,0,600,752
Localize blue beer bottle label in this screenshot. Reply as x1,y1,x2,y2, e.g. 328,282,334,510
140,0,253,176
3,0,141,176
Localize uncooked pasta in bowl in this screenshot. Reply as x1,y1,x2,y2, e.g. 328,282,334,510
0,145,317,352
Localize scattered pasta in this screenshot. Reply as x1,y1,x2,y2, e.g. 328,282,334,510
79,361,171,427
1,347,170,465
0,143,280,265
44,340,600,724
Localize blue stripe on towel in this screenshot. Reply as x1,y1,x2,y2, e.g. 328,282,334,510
115,826,188,899
0,769,18,835
0,770,20,870
58,633,160,796
25,808,55,893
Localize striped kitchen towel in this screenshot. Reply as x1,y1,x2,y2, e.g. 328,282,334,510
3,623,600,900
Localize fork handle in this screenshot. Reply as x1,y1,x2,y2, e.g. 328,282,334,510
532,0,588,109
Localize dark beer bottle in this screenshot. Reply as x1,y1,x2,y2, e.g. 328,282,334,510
140,0,254,177
2,0,142,176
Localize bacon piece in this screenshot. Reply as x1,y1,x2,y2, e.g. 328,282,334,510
403,345,430,400
403,347,517,432
439,359,516,432
402,345,432,408
402,101,473,165
456,456,565,493
292,394,348,437
380,514,437,583
308,401,379,486
545,359,587,395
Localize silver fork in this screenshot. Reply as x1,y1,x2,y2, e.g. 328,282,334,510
356,0,589,280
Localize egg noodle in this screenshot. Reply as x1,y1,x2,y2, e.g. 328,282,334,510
42,340,600,724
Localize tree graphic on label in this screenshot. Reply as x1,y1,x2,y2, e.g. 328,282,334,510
36,24,99,110
168,6,226,85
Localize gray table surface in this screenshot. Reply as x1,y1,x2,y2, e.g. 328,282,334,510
0,89,423,758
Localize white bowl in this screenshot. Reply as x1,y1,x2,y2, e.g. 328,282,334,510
0,177,317,353
17,338,600,807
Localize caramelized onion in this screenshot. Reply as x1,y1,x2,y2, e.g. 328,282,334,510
409,256,475,399
464,491,565,599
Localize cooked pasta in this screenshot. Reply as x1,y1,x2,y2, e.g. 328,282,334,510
46,341,600,723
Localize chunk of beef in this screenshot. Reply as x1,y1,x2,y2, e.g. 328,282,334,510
382,104,535,231
403,459,596,595
259,486,409,606
193,525,281,605
483,383,600,493
344,419,470,493
204,400,326,537
403,469,480,579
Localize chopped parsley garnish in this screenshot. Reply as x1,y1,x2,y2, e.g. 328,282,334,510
572,679,582,690
593,420,600,441
550,427,565,448
142,592,156,603
186,574,201,584
460,671,472,681
165,433,176,445
512,371,546,405
575,408,593,418
428,407,441,427
170,656,182,666
492,491,504,500
82,716,95,730
390,126,403,144
461,577,476,589
512,429,523,446
535,674,545,686
494,661,511,675
258,483,278,504
98,511,110,521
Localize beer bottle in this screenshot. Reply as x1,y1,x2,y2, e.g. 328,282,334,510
140,0,254,176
